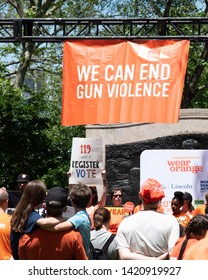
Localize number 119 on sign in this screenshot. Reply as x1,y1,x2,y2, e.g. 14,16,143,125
80,144,91,154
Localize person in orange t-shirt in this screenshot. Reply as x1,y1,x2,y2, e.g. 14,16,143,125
171,191,190,228
0,187,12,260
194,192,208,216
108,187,126,233
170,214,208,260
19,227,87,260
19,187,87,260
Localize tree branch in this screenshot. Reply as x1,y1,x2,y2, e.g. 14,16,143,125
8,0,24,17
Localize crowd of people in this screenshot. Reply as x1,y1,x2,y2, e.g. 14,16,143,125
0,173,208,260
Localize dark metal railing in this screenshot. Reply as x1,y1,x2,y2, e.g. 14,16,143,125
0,18,208,42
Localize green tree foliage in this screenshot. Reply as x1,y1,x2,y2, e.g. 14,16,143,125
0,65,85,188
0,0,90,189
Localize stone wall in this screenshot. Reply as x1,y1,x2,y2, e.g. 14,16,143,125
86,108,208,205
86,109,208,160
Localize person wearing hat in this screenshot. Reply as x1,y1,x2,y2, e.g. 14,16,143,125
17,173,30,192
19,186,88,260
8,173,31,210
181,192,195,219
115,178,180,260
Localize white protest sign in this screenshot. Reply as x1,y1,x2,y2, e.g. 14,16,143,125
69,137,103,185
140,150,208,213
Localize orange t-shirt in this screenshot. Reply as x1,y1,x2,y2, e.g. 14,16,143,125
193,204,206,216
173,212,190,228
105,206,130,234
183,210,195,219
19,229,88,260
0,213,12,260
169,237,198,260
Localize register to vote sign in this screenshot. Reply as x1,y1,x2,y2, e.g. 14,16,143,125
69,137,103,185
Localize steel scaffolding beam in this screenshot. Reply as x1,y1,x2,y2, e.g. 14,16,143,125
0,18,208,42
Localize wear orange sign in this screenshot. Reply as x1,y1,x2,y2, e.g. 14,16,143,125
62,39,190,126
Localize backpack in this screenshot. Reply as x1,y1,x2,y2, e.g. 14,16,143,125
89,234,116,260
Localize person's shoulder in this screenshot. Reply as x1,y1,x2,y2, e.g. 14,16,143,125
25,211,42,232
30,210,42,217
90,229,98,238
28,210,42,221
75,210,89,219
93,229,111,238
69,210,91,225
138,210,166,218
19,232,31,244
183,241,200,260
0,212,11,220
76,210,87,215
116,212,135,227
187,238,198,247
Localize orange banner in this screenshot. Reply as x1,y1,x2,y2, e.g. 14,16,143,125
62,39,190,126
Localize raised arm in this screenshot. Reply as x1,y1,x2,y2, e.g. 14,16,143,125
99,169,108,206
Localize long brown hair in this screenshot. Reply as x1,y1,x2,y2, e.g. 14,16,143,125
11,180,47,232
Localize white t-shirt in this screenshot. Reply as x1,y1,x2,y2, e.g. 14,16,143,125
116,210,179,257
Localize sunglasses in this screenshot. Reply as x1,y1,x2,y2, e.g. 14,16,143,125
113,194,122,197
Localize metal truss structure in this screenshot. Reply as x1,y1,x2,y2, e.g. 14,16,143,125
0,17,208,43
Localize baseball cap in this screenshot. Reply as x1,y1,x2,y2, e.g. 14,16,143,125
17,173,30,183
140,178,165,204
45,187,68,208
